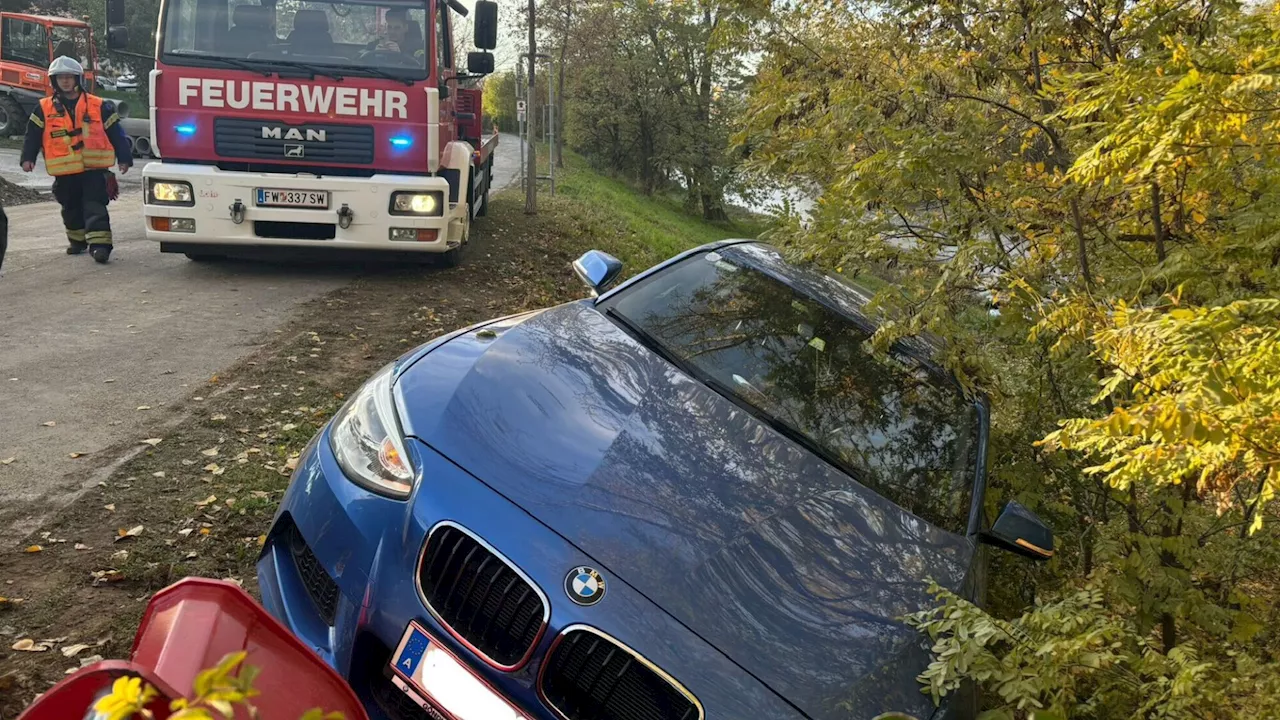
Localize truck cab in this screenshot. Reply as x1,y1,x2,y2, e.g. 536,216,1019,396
106,0,498,264
0,14,100,136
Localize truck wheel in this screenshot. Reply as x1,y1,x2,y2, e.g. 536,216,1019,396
0,96,24,138
437,217,469,268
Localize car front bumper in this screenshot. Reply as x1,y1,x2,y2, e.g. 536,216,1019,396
143,162,464,253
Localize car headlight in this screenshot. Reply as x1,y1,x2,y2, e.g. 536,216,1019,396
390,191,444,216
148,179,194,206
329,362,415,498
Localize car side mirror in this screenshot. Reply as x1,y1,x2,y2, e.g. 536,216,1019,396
573,250,623,296
467,51,494,75
105,0,129,50
473,0,498,50
980,501,1054,561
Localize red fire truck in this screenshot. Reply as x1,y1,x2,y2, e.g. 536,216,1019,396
104,0,498,265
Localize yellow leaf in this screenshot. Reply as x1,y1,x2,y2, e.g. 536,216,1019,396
1192,210,1206,224
24,545,42,553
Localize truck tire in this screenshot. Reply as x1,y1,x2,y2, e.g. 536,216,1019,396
0,96,25,138
437,217,469,268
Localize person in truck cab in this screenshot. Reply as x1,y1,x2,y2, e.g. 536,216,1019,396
20,57,133,265
367,8,424,65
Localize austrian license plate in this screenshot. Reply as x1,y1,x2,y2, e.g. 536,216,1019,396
254,188,329,209
390,622,524,720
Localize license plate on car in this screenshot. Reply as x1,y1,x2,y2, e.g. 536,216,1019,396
255,188,329,209
390,622,527,720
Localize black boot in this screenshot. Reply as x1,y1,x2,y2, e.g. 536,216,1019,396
89,244,111,264
67,240,87,255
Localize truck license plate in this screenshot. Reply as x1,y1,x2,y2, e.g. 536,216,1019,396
255,188,329,209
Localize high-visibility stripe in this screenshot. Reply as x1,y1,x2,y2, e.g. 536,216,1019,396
40,95,115,175
85,230,113,245
66,229,86,241
103,113,119,128
29,114,44,128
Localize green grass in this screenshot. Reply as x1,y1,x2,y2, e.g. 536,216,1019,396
532,150,771,278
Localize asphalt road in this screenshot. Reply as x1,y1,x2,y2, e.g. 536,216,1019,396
0,134,523,545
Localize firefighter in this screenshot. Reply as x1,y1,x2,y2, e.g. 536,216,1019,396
20,56,133,264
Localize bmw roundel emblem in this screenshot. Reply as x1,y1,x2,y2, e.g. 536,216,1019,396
566,566,606,606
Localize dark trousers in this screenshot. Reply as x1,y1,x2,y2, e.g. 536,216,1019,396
0,204,7,271
52,170,112,246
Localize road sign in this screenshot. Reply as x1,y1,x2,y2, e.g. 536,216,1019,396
516,100,526,112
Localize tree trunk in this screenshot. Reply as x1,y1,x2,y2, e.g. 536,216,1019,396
556,0,570,169
1151,181,1167,262
1070,197,1094,289
525,0,537,215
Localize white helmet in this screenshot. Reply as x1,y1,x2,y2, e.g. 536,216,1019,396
48,55,84,80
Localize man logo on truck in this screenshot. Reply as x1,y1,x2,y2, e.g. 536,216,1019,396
262,127,327,142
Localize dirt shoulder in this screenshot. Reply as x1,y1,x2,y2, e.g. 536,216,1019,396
0,190,596,712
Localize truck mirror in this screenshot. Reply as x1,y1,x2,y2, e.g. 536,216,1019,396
107,26,130,51
106,0,127,26
467,51,494,76
473,0,498,50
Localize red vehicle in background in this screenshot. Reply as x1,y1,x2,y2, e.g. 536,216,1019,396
103,0,498,265
0,13,100,137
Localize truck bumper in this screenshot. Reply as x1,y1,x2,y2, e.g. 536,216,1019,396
142,163,465,254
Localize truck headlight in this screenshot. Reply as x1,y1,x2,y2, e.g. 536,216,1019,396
329,363,415,498
390,191,444,216
148,179,194,206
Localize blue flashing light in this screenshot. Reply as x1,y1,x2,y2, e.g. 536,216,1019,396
390,135,413,149
175,124,197,136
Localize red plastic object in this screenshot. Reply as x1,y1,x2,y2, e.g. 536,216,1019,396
19,578,368,720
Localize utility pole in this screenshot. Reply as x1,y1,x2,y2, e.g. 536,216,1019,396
525,0,537,215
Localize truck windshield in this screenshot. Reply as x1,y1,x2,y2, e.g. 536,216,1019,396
161,0,430,79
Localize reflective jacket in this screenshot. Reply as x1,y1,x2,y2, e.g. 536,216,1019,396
39,94,116,176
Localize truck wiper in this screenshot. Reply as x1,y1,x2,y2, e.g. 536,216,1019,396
311,63,414,86
167,52,272,77
248,58,346,82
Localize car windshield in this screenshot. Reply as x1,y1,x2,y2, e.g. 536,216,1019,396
604,248,980,534
161,0,430,77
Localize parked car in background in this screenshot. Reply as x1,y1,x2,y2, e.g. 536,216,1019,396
113,73,136,91
257,240,1055,720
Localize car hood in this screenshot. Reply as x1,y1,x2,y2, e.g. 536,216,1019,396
396,301,974,720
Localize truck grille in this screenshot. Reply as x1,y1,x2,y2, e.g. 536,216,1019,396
541,628,702,720
214,118,374,164
416,522,547,669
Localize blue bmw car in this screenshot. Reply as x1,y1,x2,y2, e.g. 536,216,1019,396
257,241,1053,720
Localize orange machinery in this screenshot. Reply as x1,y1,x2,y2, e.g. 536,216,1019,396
0,13,99,136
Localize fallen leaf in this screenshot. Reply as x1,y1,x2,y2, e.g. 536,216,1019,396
211,414,228,421
80,654,104,666
41,421,56,427
136,406,151,411
69,452,86,459
281,423,297,432
104,504,115,512
141,438,163,447
200,528,211,536
251,490,270,499
223,577,243,588
61,643,93,657
195,495,217,508
225,498,236,507
91,570,124,586
75,543,91,551
200,448,219,457
152,471,166,478
115,525,144,541
1,457,15,465
185,552,198,560
177,528,193,537
12,638,51,652
0,596,24,608
23,545,41,553
257,534,267,547
204,463,225,476
285,457,300,471
112,550,129,561
104,378,116,383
